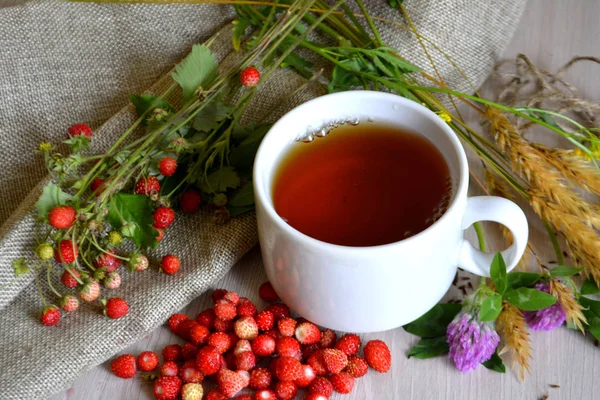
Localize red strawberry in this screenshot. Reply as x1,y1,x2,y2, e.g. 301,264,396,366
240,66,260,87
363,339,391,373
94,250,122,273
41,305,61,326
196,308,216,329
265,329,282,341
233,395,252,400
295,322,321,345
154,207,175,229
305,394,328,400
255,310,275,331
214,317,234,332
330,372,354,394
214,299,237,321
180,360,204,383
135,176,160,195
110,354,137,379
346,355,369,378
182,343,200,361
137,351,159,372
237,298,257,317
264,303,290,321
55,240,78,264
154,376,182,400
78,279,100,302
234,351,256,371
196,346,221,375
275,380,298,400
307,350,328,376
276,337,301,359
277,317,297,337
163,344,182,362
276,356,302,381
319,329,337,349
252,334,276,357
61,269,80,288
249,367,271,389
60,294,79,312
216,368,246,397
156,228,165,242
181,383,204,400
234,316,259,340
48,206,76,229
68,123,93,138
104,297,129,319
268,357,278,375
234,339,252,355
176,319,198,340
168,313,189,333
308,377,333,397
258,281,279,302
180,189,202,213
189,324,210,346
302,343,320,360
159,157,178,177
205,389,227,400
212,289,228,303
161,361,180,377
295,364,316,387
208,332,231,354
322,348,348,374
223,291,240,306
254,389,276,400
335,333,361,356
90,178,105,195
160,254,180,275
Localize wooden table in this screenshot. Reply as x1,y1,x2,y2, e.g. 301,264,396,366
52,1,600,399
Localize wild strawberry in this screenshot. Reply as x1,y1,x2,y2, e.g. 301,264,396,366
196,346,221,375
137,351,159,372
319,329,337,349
234,339,252,355
163,344,182,362
189,324,210,346
255,310,275,331
305,394,328,400
233,395,252,400
309,377,333,397
276,337,301,359
208,332,231,354
180,360,203,383
110,354,137,379
94,250,122,273
346,355,369,378
181,383,204,400
258,281,279,302
363,339,391,373
216,368,246,397
159,157,178,177
48,206,77,229
180,189,202,213
302,343,320,360
37,243,54,260
234,316,259,340
330,372,354,394
307,350,328,376
264,303,290,321
196,308,216,329
128,252,148,272
213,193,228,207
59,294,79,312
212,288,228,302
295,322,321,345
156,228,165,242
205,389,227,400
160,254,180,275
153,207,175,229
276,356,302,382
154,376,182,400
248,367,271,390
235,351,256,371
41,305,61,326
90,178,105,195
168,313,189,333
322,348,348,374
237,297,257,317
240,66,260,87
214,317,234,332
135,176,160,195
104,297,129,319
61,269,80,288
78,279,100,302
161,361,180,377
103,271,121,289
295,364,316,387
214,299,237,321
274,381,298,400
335,333,361,355
255,389,276,400
68,123,93,137
237,368,250,386
268,357,278,375
182,343,199,361
264,329,282,341
55,240,78,264
278,317,297,337
222,291,239,306
251,334,275,357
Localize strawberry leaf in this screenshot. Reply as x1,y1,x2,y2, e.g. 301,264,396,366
106,194,159,249
200,167,240,194
35,184,74,219
172,44,219,102
228,182,254,207
130,94,173,124
12,258,30,276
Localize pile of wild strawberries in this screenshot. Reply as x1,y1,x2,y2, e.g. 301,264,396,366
109,282,391,399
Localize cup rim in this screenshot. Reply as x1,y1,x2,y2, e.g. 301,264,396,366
253,90,469,253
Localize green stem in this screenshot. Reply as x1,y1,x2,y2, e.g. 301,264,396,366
46,265,62,298
544,220,565,265
473,222,486,252
354,0,382,46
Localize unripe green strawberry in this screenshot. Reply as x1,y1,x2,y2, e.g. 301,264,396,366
213,193,228,207
108,231,123,246
37,243,54,260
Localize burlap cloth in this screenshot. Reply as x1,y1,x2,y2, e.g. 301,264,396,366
0,1,525,398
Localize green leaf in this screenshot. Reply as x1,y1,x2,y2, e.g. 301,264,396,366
479,294,503,322
506,272,541,290
581,279,600,295
403,303,462,338
12,258,30,276
106,193,158,249
328,60,363,93
200,167,241,194
228,182,254,207
64,135,90,153
232,18,251,52
482,353,506,373
35,184,74,219
229,124,271,171
130,94,173,124
504,287,558,311
490,253,507,294
549,265,583,277
172,44,219,102
192,98,234,133
579,297,600,339
407,336,448,359
227,204,255,217
387,0,403,8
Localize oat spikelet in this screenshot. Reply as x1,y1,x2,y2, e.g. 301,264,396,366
549,278,587,333
496,301,532,380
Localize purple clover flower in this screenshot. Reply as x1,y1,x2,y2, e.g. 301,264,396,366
523,282,566,331
446,309,500,373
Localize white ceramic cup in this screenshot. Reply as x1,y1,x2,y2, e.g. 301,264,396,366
253,91,528,333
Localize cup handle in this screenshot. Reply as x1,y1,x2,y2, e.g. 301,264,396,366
458,196,528,276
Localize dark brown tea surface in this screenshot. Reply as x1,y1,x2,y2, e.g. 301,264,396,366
273,123,452,247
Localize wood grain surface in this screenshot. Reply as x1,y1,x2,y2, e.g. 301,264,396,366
51,1,600,399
